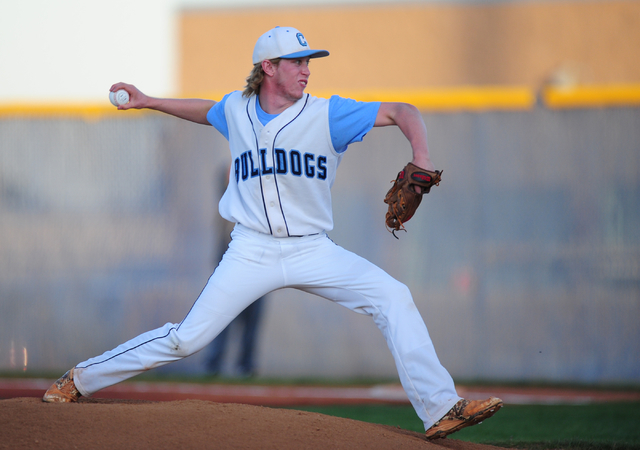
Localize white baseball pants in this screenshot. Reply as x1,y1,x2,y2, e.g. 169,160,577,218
74,223,461,429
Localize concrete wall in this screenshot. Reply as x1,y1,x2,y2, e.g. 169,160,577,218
2,0,639,384
1,106,638,383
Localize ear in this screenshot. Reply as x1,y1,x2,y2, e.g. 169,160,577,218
262,59,276,77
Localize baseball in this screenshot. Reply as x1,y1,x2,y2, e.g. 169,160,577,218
109,89,130,107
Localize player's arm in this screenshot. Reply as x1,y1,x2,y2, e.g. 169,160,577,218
110,82,215,125
374,102,434,171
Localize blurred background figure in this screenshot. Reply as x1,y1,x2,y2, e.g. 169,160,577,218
205,296,266,377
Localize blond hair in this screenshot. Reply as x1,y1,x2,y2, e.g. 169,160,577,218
243,58,281,98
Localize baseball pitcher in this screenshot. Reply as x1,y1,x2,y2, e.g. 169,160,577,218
43,26,501,440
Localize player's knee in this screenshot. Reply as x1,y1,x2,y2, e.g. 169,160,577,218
171,344,192,358
384,279,412,302
167,332,198,358
385,281,419,312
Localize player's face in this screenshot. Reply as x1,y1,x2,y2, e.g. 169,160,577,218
273,57,311,102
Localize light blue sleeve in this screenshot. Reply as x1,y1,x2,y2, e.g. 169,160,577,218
328,95,381,153
206,92,234,140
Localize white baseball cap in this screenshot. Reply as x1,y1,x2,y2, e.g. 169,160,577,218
252,27,329,64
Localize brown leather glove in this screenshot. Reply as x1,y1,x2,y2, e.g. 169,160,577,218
383,162,442,238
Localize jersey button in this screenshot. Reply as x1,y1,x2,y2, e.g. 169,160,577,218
270,201,275,207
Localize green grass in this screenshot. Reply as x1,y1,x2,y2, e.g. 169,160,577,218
286,402,640,450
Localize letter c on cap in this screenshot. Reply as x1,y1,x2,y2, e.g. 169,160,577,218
296,33,308,47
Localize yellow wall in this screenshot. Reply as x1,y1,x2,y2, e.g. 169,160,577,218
179,0,640,107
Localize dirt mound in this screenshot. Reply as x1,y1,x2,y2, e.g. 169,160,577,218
1,397,506,450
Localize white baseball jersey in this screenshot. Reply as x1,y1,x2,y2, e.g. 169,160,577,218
210,91,377,237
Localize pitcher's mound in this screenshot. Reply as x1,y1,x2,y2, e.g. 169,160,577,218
2,397,504,450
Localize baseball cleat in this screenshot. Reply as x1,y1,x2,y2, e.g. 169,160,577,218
425,396,503,440
42,368,82,403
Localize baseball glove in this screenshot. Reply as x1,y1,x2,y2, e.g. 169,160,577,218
383,162,442,237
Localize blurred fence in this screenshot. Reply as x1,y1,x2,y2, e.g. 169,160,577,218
0,102,638,385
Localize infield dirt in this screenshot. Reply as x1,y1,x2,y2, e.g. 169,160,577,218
1,397,507,450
